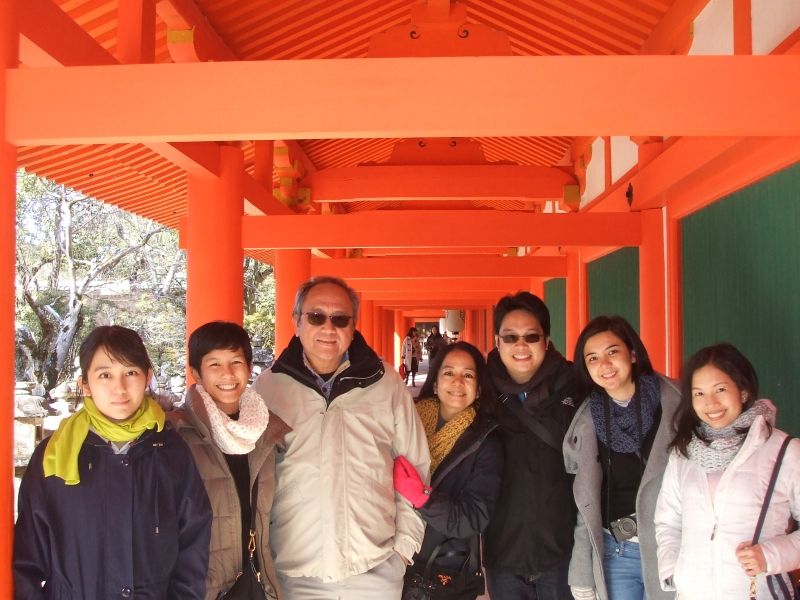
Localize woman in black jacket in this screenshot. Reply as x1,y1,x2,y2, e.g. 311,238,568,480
393,341,503,600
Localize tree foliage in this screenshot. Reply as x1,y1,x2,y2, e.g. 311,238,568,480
15,171,186,390
15,171,278,394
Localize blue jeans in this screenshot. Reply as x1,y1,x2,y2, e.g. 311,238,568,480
602,530,645,600
485,558,572,600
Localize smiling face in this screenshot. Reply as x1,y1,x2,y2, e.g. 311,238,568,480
295,282,356,374
583,330,636,401
436,349,479,421
80,346,150,422
496,309,549,384
691,364,748,429
191,347,251,415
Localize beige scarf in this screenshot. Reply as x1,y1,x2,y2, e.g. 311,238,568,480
194,384,270,454
416,397,476,473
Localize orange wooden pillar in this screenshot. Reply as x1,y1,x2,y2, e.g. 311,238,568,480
462,310,473,344
384,309,395,364
394,310,404,368
360,298,374,347
639,208,669,373
0,0,18,590
274,250,310,354
474,308,486,353
462,309,476,344
373,303,384,357
666,212,683,377
486,306,495,351
186,146,244,338
565,251,588,361
530,278,545,298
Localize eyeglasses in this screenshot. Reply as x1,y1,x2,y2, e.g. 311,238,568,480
301,311,354,328
498,333,544,344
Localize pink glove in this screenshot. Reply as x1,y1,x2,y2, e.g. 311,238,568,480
393,456,431,508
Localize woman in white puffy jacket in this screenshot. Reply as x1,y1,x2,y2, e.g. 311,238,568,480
654,343,800,599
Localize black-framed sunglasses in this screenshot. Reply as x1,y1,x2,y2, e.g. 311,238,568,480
498,332,544,344
302,311,354,328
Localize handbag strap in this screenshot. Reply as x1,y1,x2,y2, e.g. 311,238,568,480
501,395,563,452
422,535,481,579
752,435,794,545
247,480,259,566
422,545,443,578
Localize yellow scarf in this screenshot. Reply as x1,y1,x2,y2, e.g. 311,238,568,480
416,397,476,474
43,396,166,485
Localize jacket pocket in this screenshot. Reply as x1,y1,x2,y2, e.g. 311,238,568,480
44,576,72,599
270,480,304,527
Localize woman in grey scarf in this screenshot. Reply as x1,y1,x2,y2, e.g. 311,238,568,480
655,343,800,599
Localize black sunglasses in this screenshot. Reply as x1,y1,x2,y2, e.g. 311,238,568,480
498,333,544,344
302,312,353,328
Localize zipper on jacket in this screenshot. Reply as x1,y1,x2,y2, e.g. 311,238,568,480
710,520,717,540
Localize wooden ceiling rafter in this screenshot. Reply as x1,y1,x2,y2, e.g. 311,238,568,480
20,0,796,276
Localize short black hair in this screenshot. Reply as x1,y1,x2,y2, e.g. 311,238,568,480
79,325,153,380
188,321,253,373
493,291,551,336
572,315,654,400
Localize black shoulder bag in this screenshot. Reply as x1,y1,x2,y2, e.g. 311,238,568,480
221,481,273,600
402,535,484,600
749,435,796,600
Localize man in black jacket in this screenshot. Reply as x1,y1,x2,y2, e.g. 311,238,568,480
483,291,577,600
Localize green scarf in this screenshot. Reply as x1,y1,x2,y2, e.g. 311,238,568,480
43,395,166,485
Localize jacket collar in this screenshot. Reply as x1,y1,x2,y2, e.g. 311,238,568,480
488,345,571,401
271,330,385,401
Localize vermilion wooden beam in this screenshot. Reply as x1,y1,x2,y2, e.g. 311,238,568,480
666,138,800,219
148,141,220,177
362,247,510,256
377,301,493,309
241,211,642,248
312,165,576,203
8,56,800,144
241,173,295,216
398,309,446,318
349,277,532,292
18,0,117,66
117,0,156,64
363,291,499,302
588,137,800,214
146,141,294,215
640,0,710,54
312,256,567,279
156,0,237,62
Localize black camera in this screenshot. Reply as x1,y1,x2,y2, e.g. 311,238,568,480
610,514,637,541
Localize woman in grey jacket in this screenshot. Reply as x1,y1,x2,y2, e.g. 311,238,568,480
563,316,678,600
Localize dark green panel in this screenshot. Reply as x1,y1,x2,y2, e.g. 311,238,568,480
587,247,640,331
682,162,800,436
545,278,566,355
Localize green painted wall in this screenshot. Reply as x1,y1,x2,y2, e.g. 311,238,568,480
587,247,640,330
544,278,566,355
682,163,800,436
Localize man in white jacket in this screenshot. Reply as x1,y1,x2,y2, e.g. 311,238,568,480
254,276,430,599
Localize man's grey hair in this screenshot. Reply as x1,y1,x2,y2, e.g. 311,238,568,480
292,276,360,325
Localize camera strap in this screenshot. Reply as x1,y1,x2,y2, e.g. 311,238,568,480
603,389,645,540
